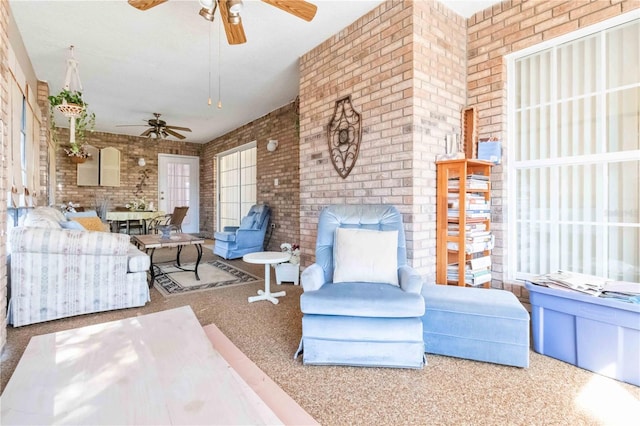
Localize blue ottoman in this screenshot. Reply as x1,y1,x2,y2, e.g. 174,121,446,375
421,284,530,367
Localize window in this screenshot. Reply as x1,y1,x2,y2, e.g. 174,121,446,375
217,142,257,230
508,16,640,282
20,96,27,197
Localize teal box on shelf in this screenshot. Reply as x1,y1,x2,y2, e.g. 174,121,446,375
525,282,640,386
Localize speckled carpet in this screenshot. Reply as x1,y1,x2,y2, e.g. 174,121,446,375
2,243,639,425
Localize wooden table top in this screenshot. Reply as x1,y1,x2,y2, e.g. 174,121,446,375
0,306,282,425
133,233,205,249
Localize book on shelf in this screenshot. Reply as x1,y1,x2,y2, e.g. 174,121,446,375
469,255,491,270
446,263,492,286
447,194,488,210
447,223,488,236
466,235,493,243
447,235,494,254
448,223,487,231
447,176,489,190
447,210,491,219
448,174,489,181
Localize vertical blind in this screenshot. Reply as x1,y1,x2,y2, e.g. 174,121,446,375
511,19,639,282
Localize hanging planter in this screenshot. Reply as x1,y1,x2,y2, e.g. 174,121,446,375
55,101,85,118
64,141,91,163
48,46,96,154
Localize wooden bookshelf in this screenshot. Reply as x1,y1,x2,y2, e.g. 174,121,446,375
436,159,493,287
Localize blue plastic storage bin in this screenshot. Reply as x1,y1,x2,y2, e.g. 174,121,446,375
525,281,640,386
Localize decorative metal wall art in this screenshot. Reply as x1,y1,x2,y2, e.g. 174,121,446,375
327,95,362,179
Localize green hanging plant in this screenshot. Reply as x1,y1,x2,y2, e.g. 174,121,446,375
48,89,96,147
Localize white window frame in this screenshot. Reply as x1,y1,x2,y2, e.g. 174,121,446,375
506,11,640,282
216,141,257,231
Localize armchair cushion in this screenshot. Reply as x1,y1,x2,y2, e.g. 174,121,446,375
240,215,255,229
213,232,236,242
300,282,425,318
333,228,399,286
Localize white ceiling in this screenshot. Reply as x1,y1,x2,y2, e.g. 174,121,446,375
9,0,499,143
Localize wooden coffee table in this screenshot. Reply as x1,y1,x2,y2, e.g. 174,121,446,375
132,233,204,286
0,306,283,425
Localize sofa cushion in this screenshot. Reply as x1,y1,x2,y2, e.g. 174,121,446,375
65,210,99,219
32,207,66,222
333,228,399,286
301,282,425,318
71,216,107,232
60,220,86,230
23,213,62,229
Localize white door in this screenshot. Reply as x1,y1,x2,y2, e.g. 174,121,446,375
158,154,199,234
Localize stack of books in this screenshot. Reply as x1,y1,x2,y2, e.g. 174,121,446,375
447,174,490,190
447,234,494,254
447,256,492,286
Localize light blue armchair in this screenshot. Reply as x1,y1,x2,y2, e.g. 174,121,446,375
213,204,271,260
294,204,425,369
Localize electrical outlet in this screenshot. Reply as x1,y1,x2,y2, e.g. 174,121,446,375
271,223,276,229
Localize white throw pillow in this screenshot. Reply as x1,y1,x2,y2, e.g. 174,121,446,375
333,227,399,286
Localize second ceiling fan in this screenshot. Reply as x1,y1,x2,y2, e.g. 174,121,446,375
127,0,317,45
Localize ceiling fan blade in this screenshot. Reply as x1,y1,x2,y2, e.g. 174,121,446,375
219,0,247,45
127,0,168,11
165,125,192,132
261,0,317,22
164,128,186,140
140,128,154,137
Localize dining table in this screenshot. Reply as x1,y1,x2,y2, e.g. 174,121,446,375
106,210,165,234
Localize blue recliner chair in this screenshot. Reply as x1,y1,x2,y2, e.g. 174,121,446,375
294,204,425,369
213,204,271,260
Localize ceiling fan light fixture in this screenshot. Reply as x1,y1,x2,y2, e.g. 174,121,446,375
228,0,243,14
228,13,241,25
199,0,215,9
199,7,216,21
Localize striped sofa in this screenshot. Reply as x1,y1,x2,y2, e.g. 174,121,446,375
8,207,150,327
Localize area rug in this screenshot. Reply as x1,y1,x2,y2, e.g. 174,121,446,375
153,260,261,297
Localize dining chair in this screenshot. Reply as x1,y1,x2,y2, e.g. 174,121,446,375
148,206,189,234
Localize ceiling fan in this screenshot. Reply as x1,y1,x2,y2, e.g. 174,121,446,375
127,0,317,45
118,113,192,140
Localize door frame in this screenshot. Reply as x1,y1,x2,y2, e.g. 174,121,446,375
158,153,200,234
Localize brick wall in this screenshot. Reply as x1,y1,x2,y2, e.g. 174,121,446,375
467,0,639,295
54,127,201,211
0,0,9,352
412,1,467,277
37,81,50,200
299,0,465,276
199,102,300,249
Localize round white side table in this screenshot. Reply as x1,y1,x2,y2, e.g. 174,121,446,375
243,251,291,304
